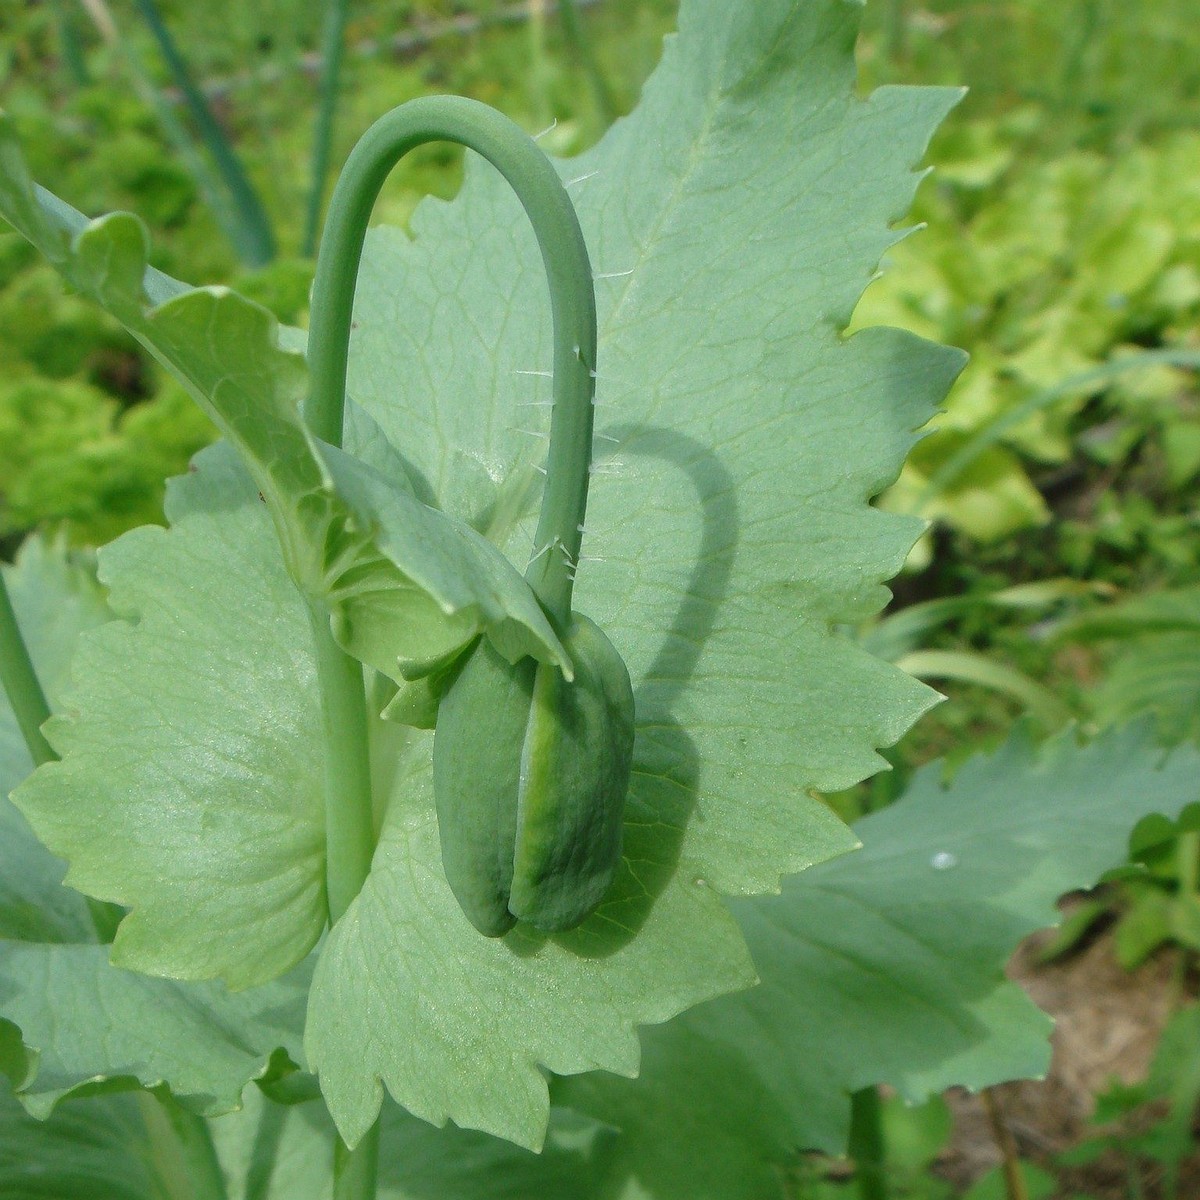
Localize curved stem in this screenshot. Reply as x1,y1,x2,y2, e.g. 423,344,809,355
307,94,598,627
0,570,54,767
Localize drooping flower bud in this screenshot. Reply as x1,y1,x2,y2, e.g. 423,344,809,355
433,614,634,936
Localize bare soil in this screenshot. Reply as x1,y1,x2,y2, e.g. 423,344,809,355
934,903,1200,1198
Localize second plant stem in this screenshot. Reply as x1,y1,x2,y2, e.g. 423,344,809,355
0,572,53,767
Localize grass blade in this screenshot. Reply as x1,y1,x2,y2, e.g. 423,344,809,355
302,0,352,257
132,0,276,266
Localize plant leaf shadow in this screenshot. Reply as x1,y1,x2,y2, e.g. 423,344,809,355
522,424,739,960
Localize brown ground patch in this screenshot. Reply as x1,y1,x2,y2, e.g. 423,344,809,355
934,903,1200,1198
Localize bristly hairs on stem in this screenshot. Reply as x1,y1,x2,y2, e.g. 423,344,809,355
309,94,598,630
303,90,596,1200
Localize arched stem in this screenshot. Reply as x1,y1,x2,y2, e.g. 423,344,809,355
306,93,597,1200
308,94,598,627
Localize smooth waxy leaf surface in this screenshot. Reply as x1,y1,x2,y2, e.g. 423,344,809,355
555,722,1200,1197
346,0,963,893
306,0,961,1145
4,0,963,1150
0,1088,165,1200
0,112,567,684
0,538,308,1121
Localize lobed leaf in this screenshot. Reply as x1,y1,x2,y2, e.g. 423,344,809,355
344,0,964,894
49,719,1191,1200
0,536,308,1122
305,734,754,1149
558,721,1200,1196
0,111,568,683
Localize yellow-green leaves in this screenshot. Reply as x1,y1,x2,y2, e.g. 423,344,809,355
0,535,309,1123
433,614,634,936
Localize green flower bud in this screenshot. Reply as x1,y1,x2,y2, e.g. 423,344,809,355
433,614,635,937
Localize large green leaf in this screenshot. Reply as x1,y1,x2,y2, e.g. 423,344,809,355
0,536,307,1122
0,1087,164,1200
305,734,753,1149
304,0,963,1148
557,722,1200,1197
201,723,1200,1199
0,945,308,1121
10,445,750,1144
17,718,1186,1196
6,0,963,1151
13,450,328,987
0,113,568,684
344,0,962,893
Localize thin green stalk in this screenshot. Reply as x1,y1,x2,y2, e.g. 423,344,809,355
305,99,597,1198
244,1095,288,1200
884,0,906,62
136,1092,229,1200
1170,830,1199,1007
307,601,375,926
78,0,241,245
307,94,597,627
0,570,54,767
302,0,353,258
333,1121,380,1200
529,0,551,127
848,1086,888,1200
982,1089,1030,1200
132,0,276,266
53,0,91,86
556,0,618,121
